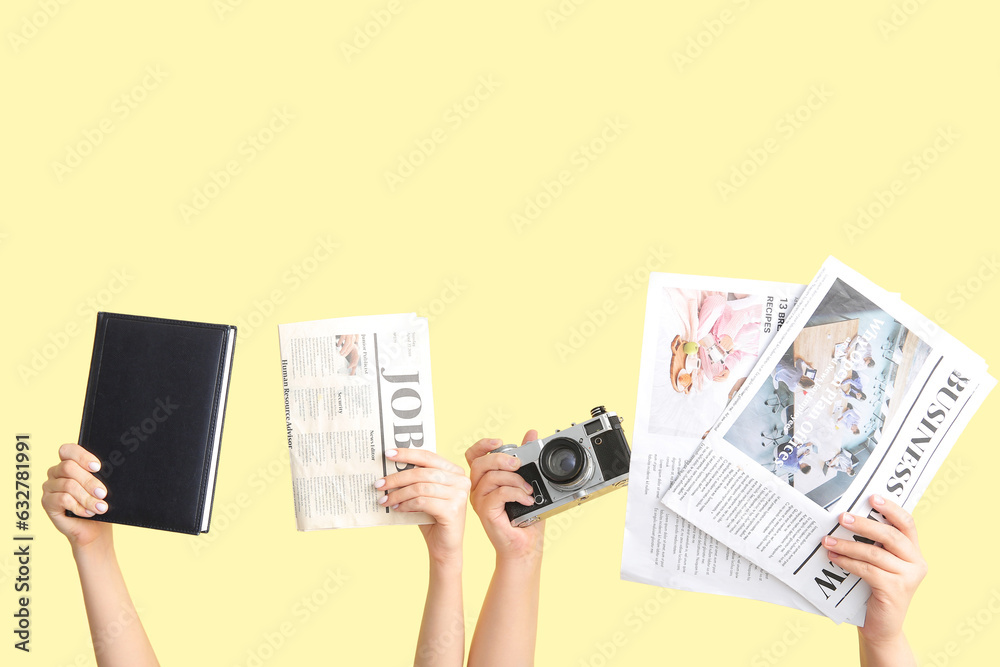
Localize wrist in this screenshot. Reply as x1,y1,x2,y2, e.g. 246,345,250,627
858,628,911,662
71,535,115,566
496,549,543,574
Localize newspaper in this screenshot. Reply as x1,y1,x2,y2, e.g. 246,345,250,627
278,313,437,530
662,258,995,623
620,273,855,621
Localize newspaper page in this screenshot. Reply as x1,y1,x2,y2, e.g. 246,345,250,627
621,273,842,619
662,257,995,623
278,312,437,530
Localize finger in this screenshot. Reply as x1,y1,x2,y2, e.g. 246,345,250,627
384,448,464,475
839,510,919,564
520,429,538,446
822,535,905,574
47,460,107,501
869,494,920,547
470,451,521,489
481,484,536,508
465,438,505,467
42,478,108,515
57,443,102,473
381,482,460,508
472,470,534,499
392,496,464,520
826,549,889,590
41,488,96,519
377,466,463,491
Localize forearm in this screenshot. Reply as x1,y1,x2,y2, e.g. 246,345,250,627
72,541,158,667
858,629,915,667
414,559,465,667
468,554,542,667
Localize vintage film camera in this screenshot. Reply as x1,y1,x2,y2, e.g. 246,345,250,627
490,406,631,526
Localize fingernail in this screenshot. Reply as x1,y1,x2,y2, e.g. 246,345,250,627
872,494,885,506
827,550,838,560
841,513,855,524
523,483,533,494
96,502,108,513
391,504,399,510
378,495,388,505
93,487,107,500
374,479,385,489
491,439,502,446
84,510,95,517
506,456,520,469
89,461,101,472
824,536,837,547
385,449,398,458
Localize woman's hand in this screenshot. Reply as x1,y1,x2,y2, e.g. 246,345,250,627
41,443,112,553
823,494,926,666
376,448,471,567
466,430,544,564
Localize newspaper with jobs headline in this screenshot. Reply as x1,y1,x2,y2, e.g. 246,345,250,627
661,258,995,623
279,313,437,530
622,273,864,625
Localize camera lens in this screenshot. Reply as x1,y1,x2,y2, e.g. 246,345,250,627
539,438,586,484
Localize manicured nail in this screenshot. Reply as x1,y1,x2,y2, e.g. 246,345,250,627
84,510,95,517
96,502,108,513
378,495,388,505
522,483,534,494
827,550,838,560
841,513,855,524
824,536,837,547
89,461,101,472
491,439,502,446
374,479,385,489
391,504,399,510
506,456,520,469
93,487,107,500
385,449,398,458
872,494,885,506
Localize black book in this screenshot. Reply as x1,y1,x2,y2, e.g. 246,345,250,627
73,312,236,535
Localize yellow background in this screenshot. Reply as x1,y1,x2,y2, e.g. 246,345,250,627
2,2,998,665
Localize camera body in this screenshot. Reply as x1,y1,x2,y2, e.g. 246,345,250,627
490,406,630,526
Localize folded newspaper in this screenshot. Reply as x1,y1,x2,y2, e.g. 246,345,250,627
621,273,864,625
278,313,437,530
660,257,995,623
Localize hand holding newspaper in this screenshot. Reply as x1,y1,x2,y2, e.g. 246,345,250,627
278,313,437,530
661,257,995,623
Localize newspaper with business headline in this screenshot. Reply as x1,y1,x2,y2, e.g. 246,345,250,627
621,272,866,625
662,257,995,623
279,312,437,530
